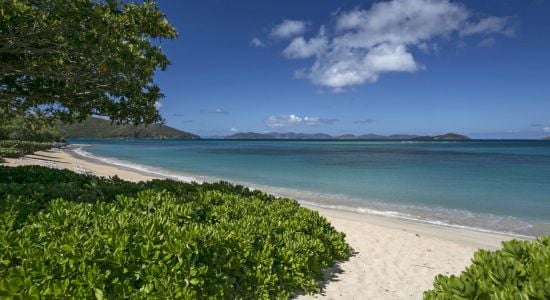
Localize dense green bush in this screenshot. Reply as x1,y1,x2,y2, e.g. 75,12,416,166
0,148,20,158
424,237,550,299
0,114,62,143
0,140,52,159
0,166,351,299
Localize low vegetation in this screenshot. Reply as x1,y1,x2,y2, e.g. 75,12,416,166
0,140,53,162
424,237,550,299
0,113,60,162
0,113,63,143
0,166,351,299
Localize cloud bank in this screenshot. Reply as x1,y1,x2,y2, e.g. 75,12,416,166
269,0,516,91
264,114,338,128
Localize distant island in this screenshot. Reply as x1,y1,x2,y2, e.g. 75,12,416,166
411,133,471,141
58,117,200,139
543,137,550,140
225,132,470,140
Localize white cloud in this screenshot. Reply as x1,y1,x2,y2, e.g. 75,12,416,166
461,16,515,37
270,20,308,39
544,126,550,133
303,43,421,88
274,0,516,91
230,127,239,132
250,37,265,47
282,34,328,59
333,0,469,48
155,101,163,109
264,114,338,128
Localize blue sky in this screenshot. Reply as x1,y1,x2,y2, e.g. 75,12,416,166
153,0,550,138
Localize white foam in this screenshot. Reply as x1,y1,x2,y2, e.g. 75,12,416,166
227,182,538,238
72,145,205,183
295,200,534,239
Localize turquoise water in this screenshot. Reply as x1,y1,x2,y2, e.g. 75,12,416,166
73,139,550,236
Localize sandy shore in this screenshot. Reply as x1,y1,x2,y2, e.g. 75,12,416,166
3,148,518,299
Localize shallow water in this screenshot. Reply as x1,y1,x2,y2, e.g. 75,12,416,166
72,139,550,237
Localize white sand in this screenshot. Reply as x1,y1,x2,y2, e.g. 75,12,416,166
3,148,156,182
3,148,518,299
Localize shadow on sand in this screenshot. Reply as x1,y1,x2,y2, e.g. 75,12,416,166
294,250,359,298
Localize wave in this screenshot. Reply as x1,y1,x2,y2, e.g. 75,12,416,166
72,144,207,183
296,200,534,238
246,183,536,238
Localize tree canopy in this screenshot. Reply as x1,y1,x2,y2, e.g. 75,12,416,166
0,0,177,125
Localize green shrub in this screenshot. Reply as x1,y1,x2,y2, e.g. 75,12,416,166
424,237,550,299
0,113,63,142
0,140,52,159
0,166,351,299
0,148,22,158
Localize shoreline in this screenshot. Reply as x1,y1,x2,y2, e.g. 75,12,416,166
71,144,532,241
3,148,519,299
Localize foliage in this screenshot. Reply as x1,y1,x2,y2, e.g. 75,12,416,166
58,116,200,139
0,147,20,158
0,166,352,299
424,237,550,299
0,0,177,125
0,113,62,142
0,140,52,159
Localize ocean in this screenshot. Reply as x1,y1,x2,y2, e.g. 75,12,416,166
72,139,550,237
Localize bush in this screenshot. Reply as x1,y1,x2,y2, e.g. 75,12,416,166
0,140,52,159
0,148,21,158
0,166,351,299
424,237,550,299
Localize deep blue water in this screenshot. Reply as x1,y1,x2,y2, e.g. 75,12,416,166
72,139,550,236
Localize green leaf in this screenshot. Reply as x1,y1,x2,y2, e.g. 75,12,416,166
60,244,73,252
94,288,104,300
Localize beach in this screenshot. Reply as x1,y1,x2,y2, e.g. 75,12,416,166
3,148,518,299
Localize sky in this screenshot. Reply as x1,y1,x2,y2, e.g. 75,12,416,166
152,0,550,138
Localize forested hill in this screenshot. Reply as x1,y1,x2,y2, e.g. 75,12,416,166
58,117,200,139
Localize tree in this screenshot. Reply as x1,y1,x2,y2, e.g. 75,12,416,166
0,0,177,125
0,110,62,142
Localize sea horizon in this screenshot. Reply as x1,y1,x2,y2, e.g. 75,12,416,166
71,138,550,237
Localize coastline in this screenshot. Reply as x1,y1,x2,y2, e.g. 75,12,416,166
71,144,535,240
3,148,519,299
